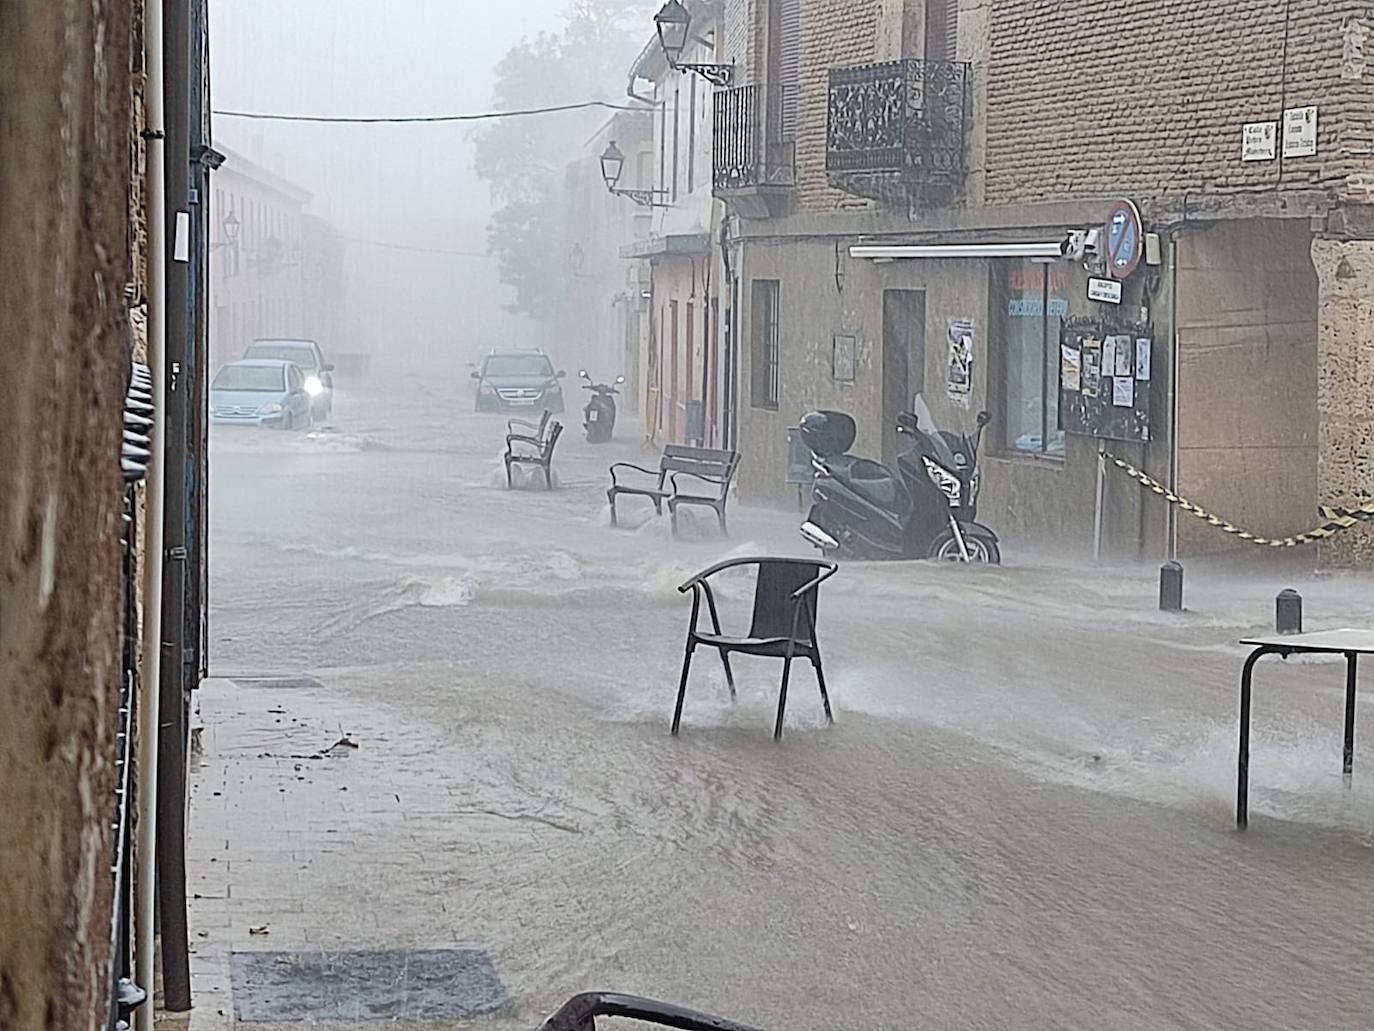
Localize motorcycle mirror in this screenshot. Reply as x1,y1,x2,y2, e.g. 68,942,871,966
977,410,992,428
616,375,626,384
579,369,589,380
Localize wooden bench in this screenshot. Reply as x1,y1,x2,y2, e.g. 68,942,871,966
607,445,740,536
505,418,563,490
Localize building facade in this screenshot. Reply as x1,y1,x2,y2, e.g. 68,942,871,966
708,0,1374,564
208,144,312,372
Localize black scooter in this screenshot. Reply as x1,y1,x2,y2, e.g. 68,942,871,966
580,370,625,443
799,407,1001,563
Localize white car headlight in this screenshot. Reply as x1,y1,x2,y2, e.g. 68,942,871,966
259,402,283,415
304,375,324,397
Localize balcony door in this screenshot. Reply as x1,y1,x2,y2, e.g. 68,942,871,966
924,0,958,62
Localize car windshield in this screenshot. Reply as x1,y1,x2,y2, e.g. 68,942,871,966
247,343,317,369
212,365,284,392
482,354,553,378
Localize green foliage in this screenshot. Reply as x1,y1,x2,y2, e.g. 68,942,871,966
473,0,652,318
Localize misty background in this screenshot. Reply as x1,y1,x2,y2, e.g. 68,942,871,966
210,0,655,374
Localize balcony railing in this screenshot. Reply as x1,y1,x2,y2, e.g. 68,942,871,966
713,83,796,195
826,60,971,198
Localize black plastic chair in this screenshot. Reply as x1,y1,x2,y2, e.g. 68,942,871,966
538,992,764,1031
673,557,838,740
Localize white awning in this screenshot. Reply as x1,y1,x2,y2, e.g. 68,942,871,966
850,241,1067,260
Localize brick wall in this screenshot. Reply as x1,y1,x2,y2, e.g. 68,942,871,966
794,0,884,210
985,0,1374,205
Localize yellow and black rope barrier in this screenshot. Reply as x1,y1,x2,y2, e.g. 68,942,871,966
1103,452,1374,548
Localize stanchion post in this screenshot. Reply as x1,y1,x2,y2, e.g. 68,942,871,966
1160,560,1184,611
1276,589,1302,635
1093,442,1107,563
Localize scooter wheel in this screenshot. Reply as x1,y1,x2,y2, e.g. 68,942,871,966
929,530,1001,564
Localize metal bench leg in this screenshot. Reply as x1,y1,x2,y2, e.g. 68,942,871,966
669,502,679,538
1345,652,1358,787
608,490,619,527
504,458,513,489
1237,647,1266,829
716,503,728,537
544,461,553,490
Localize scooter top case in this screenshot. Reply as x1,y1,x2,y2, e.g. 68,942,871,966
798,410,855,458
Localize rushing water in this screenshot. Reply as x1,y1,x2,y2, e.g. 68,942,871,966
207,370,1374,1029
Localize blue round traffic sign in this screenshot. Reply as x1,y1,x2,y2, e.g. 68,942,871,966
1104,199,1143,280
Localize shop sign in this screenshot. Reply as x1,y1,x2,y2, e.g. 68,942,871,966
1088,277,1123,304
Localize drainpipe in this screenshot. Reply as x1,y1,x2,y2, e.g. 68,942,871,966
136,0,167,1025
1167,231,1181,561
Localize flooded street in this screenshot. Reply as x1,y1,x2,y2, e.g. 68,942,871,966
204,371,1374,1030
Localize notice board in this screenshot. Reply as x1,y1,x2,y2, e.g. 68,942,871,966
1058,315,1153,443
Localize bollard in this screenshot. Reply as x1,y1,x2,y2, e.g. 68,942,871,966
1160,560,1184,612
1276,588,1303,635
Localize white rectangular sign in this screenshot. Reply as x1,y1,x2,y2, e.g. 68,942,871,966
1283,106,1318,158
1242,121,1277,161
1088,277,1122,304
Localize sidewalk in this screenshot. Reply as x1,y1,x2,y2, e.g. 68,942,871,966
179,677,521,1030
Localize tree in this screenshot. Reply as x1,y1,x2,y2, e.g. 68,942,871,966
472,0,651,320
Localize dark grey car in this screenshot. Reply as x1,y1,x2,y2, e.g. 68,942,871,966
471,351,566,413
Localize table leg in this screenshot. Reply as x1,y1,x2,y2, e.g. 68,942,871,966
1238,647,1266,829
1344,652,1358,787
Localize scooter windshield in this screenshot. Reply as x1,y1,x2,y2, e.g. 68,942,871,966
911,394,960,469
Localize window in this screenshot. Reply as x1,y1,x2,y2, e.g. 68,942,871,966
751,280,780,409
999,260,1068,456
924,0,959,62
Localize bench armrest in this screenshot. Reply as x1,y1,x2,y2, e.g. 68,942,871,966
669,470,729,496
609,462,663,488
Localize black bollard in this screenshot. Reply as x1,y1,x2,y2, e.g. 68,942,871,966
1160,560,1184,612
1276,588,1303,635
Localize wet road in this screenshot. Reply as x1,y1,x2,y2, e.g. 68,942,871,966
208,371,1374,1030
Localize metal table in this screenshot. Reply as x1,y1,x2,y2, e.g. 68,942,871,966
1237,629,1374,828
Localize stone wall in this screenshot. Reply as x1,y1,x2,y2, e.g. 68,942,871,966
1313,236,1374,566
0,2,142,1028
986,0,1374,205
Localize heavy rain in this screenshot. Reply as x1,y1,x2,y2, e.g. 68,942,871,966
5,2,1374,1031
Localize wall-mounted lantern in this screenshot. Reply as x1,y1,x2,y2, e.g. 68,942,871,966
654,1,734,87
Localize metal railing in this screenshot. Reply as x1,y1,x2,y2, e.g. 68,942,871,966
826,59,970,184
713,83,796,192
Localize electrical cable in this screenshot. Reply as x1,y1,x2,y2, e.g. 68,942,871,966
345,237,494,258
212,99,643,124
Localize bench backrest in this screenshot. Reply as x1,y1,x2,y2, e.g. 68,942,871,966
662,445,739,494
542,421,564,458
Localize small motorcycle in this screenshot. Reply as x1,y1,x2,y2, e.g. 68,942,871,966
580,370,625,443
799,402,1001,563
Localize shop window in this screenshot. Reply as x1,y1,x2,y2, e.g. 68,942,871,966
1000,260,1068,456
751,280,780,409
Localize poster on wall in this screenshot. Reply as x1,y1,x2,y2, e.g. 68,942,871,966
1059,316,1153,443
946,318,974,408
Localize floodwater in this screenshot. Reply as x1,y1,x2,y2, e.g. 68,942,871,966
209,369,1374,1030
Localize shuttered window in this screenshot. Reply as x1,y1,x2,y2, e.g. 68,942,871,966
768,0,802,141
924,0,959,62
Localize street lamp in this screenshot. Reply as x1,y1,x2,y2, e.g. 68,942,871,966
211,210,240,251
654,1,734,87
599,141,670,208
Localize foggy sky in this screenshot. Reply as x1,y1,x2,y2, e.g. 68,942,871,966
209,0,628,365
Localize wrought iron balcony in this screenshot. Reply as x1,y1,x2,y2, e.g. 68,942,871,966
827,59,971,202
713,83,795,217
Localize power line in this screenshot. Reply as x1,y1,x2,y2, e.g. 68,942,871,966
346,237,493,259
212,99,644,124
